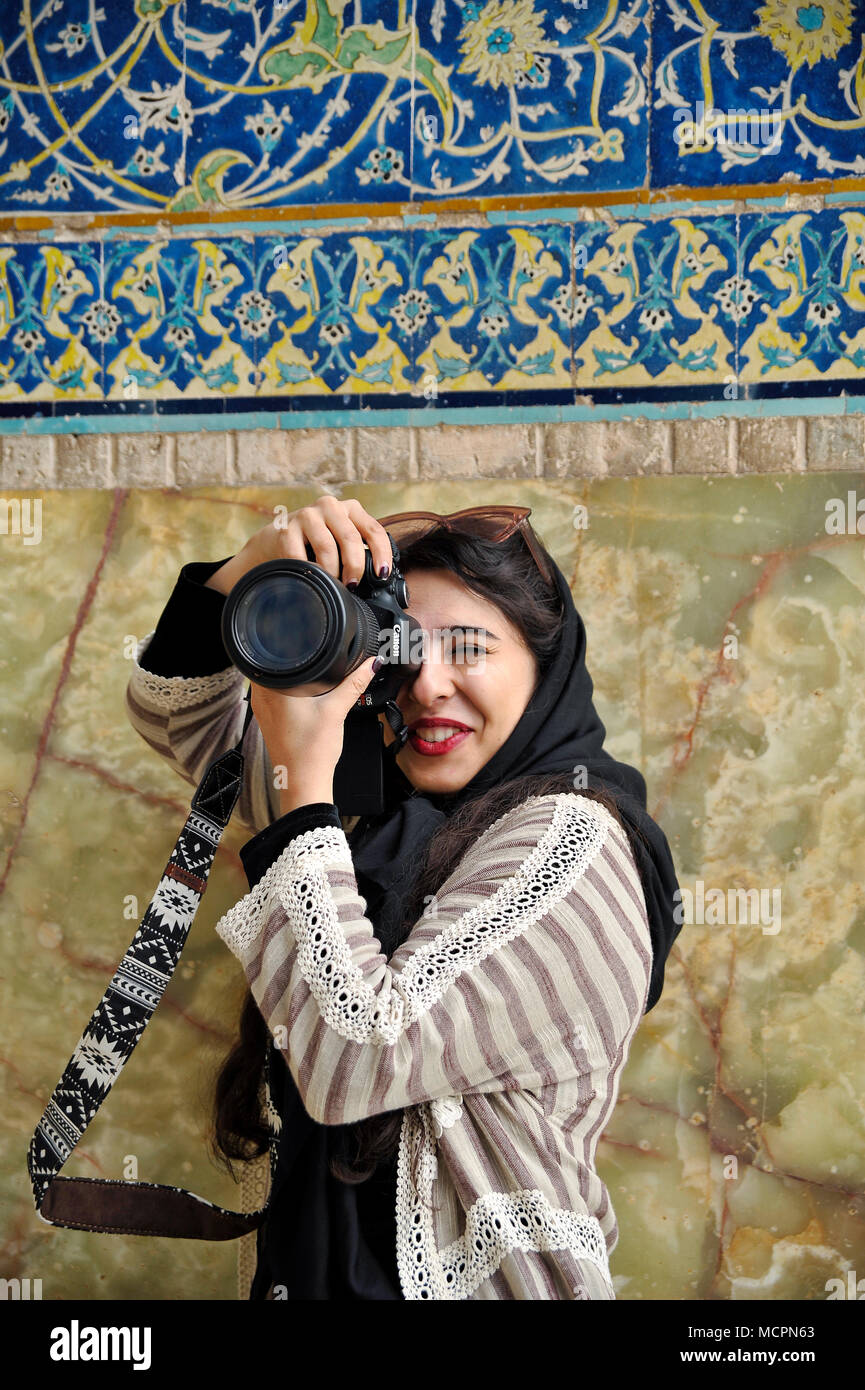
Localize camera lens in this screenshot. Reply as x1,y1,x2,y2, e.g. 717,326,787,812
233,573,327,673
221,558,382,692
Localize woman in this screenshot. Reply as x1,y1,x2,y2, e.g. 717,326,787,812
126,495,681,1300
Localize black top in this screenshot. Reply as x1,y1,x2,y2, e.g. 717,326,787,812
138,556,402,1299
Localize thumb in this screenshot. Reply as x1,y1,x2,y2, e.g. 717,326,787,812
351,653,381,693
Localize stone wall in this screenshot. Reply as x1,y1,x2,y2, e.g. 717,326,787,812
3,412,865,488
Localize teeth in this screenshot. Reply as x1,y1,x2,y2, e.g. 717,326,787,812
414,726,465,743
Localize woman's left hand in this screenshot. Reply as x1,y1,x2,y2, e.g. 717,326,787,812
250,654,381,815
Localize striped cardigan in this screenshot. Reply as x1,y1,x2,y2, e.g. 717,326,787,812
126,633,653,1301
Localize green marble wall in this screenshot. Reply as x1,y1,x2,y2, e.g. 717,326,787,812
2,475,864,1300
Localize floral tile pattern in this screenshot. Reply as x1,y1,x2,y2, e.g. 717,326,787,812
255,228,417,396
653,0,865,187
103,237,260,402
3,209,865,408
2,0,864,218
410,0,649,199
412,222,576,391
0,242,105,401
736,209,865,381
572,214,739,388
0,0,650,215
2,2,865,418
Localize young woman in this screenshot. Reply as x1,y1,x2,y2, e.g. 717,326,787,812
126,495,681,1301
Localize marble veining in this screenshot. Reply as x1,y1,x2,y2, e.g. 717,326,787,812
2,478,863,1298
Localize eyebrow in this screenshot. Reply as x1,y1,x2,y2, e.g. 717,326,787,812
437,625,501,642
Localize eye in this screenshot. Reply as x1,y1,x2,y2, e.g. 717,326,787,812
453,630,490,660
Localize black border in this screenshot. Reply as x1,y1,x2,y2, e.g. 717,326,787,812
1,378,865,423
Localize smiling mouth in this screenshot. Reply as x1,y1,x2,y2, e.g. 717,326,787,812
407,725,473,756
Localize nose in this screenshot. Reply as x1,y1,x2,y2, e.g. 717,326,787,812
401,627,458,710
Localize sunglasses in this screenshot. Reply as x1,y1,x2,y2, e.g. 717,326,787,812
376,505,556,589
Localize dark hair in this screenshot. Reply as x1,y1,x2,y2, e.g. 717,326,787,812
209,524,630,1194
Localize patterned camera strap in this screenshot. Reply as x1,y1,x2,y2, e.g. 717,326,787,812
27,691,279,1240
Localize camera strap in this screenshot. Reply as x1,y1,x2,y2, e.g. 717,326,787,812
27,688,279,1241
383,698,410,750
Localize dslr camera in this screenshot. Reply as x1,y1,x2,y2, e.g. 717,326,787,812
220,532,423,813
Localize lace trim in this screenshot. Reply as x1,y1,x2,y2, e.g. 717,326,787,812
396,1105,449,1299
395,1105,611,1300
131,631,244,711
438,1190,611,1299
213,794,612,1047
396,796,613,1020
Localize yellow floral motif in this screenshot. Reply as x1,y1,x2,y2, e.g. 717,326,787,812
755,0,853,71
457,0,558,90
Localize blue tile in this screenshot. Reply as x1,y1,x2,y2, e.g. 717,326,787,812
651,0,865,189
255,227,416,399
5,205,865,419
0,1,189,214
737,207,865,382
572,215,738,386
183,7,414,211
0,241,105,399
411,0,649,200
411,222,575,393
0,0,653,216
102,235,258,401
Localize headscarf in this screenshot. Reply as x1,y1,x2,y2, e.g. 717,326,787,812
250,546,681,1300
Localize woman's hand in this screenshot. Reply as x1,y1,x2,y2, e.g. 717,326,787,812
206,493,394,814
204,493,394,597
250,653,381,816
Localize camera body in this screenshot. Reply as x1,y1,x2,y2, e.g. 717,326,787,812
220,531,422,710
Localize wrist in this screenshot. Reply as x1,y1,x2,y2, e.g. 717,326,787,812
204,555,246,596
278,780,334,816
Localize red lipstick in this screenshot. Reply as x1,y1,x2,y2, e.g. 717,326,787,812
406,716,473,758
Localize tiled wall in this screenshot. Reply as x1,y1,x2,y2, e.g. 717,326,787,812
4,210,865,422
2,0,865,430
3,0,862,207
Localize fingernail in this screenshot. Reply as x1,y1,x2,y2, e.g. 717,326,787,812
371,656,384,673
346,579,358,590
379,564,390,578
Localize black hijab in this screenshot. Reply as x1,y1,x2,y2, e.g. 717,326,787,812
250,549,681,1300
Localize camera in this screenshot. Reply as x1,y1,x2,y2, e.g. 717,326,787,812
220,531,423,710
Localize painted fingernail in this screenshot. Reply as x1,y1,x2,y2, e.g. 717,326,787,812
379,564,390,578
371,656,384,673
346,579,358,590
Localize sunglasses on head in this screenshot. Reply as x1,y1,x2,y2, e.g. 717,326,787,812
376,506,556,590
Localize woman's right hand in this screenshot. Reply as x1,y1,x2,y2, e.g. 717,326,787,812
204,494,395,596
